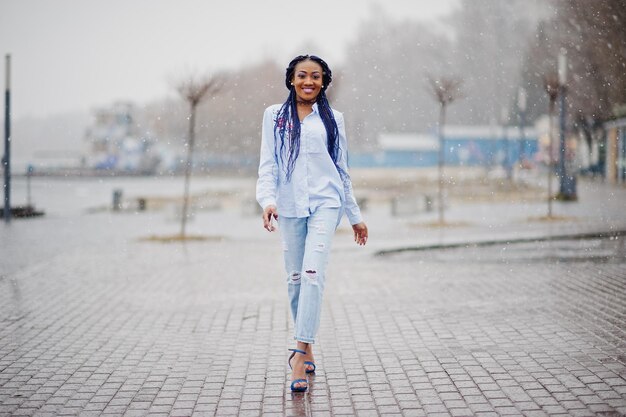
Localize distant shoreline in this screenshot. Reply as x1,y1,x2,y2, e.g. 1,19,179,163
9,167,259,179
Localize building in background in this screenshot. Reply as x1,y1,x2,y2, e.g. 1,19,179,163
604,118,626,185
83,102,162,174
350,125,539,169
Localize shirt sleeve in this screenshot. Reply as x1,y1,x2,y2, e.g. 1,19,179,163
335,112,363,225
256,107,278,210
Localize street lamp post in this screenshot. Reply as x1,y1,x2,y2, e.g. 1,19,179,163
543,74,559,219
557,50,577,200
3,54,11,223
547,97,555,218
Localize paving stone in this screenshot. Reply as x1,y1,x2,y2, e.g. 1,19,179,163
1,182,626,416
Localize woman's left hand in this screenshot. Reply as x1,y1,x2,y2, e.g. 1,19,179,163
352,222,368,246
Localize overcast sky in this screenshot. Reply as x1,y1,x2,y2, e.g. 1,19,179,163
0,0,457,119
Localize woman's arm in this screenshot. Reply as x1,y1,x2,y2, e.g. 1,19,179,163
256,107,279,231
335,112,368,245
335,112,363,226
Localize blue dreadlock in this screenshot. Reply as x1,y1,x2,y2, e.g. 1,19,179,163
273,55,344,182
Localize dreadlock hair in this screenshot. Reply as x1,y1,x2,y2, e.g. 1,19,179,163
274,54,344,182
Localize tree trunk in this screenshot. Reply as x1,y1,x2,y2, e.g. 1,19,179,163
180,104,196,237
438,103,446,225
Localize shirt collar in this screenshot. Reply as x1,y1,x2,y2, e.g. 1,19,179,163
312,102,319,113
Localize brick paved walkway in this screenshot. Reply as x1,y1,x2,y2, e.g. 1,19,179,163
1,228,625,416
1,176,626,416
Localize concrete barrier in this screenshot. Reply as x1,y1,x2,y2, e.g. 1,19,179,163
391,194,434,216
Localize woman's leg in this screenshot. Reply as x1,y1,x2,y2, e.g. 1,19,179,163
280,217,312,388
279,216,307,323
293,208,340,344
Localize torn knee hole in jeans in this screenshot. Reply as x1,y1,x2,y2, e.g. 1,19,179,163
304,270,320,285
314,243,325,253
290,272,301,283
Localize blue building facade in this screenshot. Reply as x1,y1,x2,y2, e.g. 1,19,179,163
350,126,539,169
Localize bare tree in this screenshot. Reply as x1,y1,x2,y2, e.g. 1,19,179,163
176,72,225,238
427,75,464,225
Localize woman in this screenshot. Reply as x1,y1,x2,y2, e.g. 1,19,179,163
256,55,368,393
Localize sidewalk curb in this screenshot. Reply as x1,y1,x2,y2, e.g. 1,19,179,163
375,229,626,256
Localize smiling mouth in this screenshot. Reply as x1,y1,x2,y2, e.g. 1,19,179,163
302,87,315,94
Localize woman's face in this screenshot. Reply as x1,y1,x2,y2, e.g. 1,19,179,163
291,60,323,102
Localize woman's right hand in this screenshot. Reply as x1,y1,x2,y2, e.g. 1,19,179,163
263,205,279,232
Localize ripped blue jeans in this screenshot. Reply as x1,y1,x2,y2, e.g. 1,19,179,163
279,207,340,344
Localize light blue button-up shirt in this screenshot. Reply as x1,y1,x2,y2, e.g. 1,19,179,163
256,103,363,225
